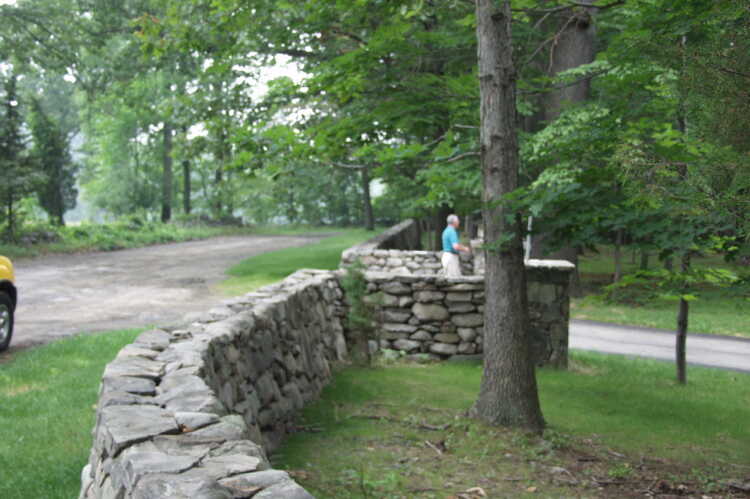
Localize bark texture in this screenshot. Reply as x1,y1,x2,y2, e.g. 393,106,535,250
676,254,690,384
530,0,597,295
472,0,544,433
161,122,173,223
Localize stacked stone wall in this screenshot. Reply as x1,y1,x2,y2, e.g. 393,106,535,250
79,220,574,499
80,269,346,499
365,258,573,367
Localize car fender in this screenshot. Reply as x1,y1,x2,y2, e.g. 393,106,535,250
0,256,17,310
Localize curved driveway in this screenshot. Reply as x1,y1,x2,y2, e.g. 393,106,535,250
3,234,325,355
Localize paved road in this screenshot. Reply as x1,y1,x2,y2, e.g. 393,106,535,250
3,234,326,356
570,319,750,373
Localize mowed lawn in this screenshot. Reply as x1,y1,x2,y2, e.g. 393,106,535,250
276,354,750,498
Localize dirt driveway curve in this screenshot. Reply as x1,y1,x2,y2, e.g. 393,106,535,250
4,234,326,356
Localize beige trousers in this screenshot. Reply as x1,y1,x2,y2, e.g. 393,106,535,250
441,252,461,277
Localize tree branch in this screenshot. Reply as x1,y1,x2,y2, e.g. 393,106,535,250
436,151,479,163
331,161,368,170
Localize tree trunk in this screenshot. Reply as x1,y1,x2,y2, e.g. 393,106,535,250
640,251,650,271
472,0,545,433
214,167,224,219
161,122,173,223
613,229,624,282
183,159,191,215
361,167,374,231
676,254,690,384
531,0,596,293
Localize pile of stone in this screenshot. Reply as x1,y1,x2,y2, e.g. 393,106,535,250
364,259,573,367
80,269,347,499
366,272,485,357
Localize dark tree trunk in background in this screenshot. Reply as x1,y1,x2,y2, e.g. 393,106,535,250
640,251,650,271
183,159,191,215
472,0,545,433
161,122,173,223
531,0,597,295
214,167,224,218
613,228,624,282
361,167,374,231
676,254,690,384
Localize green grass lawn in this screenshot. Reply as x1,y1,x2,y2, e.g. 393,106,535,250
275,353,750,498
218,228,378,295
573,246,750,338
0,225,375,499
0,329,142,499
4,332,746,499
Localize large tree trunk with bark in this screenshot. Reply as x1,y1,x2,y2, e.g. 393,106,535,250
161,122,173,223
472,0,545,433
530,0,597,295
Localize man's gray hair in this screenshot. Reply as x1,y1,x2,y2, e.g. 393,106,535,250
446,214,459,225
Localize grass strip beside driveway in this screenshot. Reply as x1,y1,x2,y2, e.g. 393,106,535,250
219,228,378,295
0,329,142,499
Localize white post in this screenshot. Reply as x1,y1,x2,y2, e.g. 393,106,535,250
524,216,533,262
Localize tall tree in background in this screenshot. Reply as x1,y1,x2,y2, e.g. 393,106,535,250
472,0,544,432
0,73,37,240
29,97,79,225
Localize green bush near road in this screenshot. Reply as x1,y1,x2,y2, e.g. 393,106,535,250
0,219,260,258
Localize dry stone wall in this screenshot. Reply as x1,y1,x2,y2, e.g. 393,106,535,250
80,219,574,499
365,258,573,367
80,269,347,499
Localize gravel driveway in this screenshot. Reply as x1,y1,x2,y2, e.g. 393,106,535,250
3,234,325,356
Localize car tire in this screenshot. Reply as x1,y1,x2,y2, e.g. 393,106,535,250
0,291,13,352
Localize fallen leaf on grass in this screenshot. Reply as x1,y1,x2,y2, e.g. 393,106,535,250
526,486,538,493
453,487,488,499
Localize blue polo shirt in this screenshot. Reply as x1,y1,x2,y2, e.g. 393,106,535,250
442,226,459,254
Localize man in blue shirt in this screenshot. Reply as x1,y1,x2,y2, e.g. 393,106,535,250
441,214,471,276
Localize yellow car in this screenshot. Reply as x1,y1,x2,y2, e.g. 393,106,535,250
0,256,17,351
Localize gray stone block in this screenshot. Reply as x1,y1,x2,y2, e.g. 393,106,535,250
409,330,432,341
411,303,449,321
103,357,165,381
253,479,314,499
101,376,156,397
434,333,460,344
429,343,458,356
133,329,172,352
97,405,179,457
132,473,232,499
457,328,478,342
393,339,421,352
451,313,483,328
218,470,290,495
175,412,220,432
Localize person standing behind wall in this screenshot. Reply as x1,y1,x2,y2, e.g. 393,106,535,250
441,214,471,276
